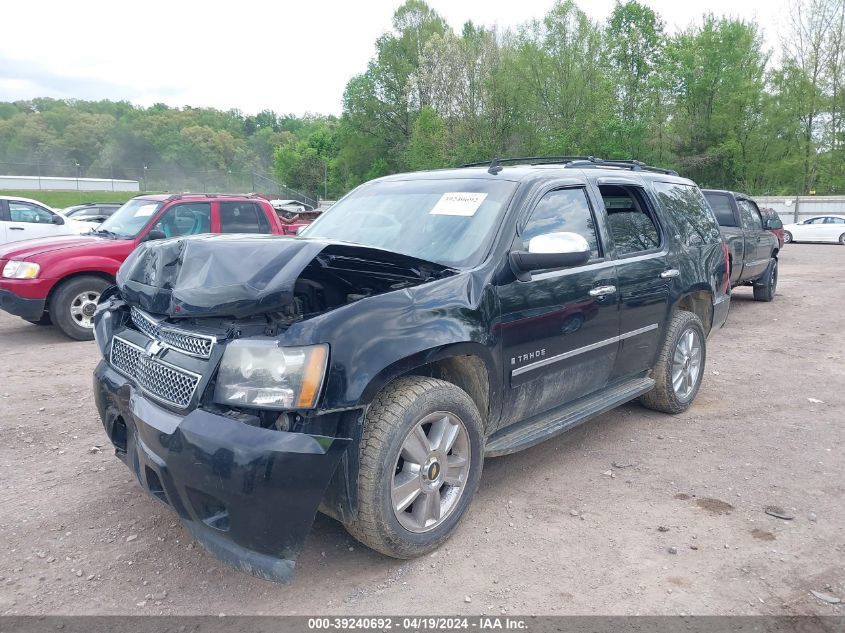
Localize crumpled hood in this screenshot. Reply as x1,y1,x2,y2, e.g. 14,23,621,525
116,233,455,319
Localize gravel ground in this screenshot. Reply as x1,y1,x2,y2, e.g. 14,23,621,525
0,244,843,616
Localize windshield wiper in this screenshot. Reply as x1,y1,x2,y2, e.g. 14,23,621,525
89,228,120,239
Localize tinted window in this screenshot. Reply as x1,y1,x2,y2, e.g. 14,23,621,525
9,202,54,224
599,185,661,256
702,192,737,227
153,203,211,238
219,202,270,234
737,200,763,231
653,182,721,245
521,188,600,259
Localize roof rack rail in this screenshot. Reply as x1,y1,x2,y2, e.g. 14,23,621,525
461,156,593,168
460,155,678,176
164,192,266,202
564,157,678,176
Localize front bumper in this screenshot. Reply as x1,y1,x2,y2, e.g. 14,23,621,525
94,360,351,582
0,288,46,320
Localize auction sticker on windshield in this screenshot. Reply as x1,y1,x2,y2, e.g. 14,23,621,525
133,204,158,217
430,192,488,217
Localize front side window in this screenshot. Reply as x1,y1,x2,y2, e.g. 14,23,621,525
219,202,270,234
805,217,825,224
9,202,54,224
153,203,212,238
738,200,763,231
303,178,517,268
599,185,661,256
825,217,845,224
521,188,600,259
702,192,737,227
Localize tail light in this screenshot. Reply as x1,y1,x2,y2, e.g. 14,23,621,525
721,241,730,294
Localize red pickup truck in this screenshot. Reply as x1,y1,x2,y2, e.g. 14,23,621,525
0,193,286,340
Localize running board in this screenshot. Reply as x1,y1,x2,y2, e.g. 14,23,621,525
485,376,655,457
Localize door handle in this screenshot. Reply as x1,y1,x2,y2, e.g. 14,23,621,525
589,285,617,297
9,226,25,231
660,269,680,279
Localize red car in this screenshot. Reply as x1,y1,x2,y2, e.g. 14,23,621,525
0,193,286,340
760,207,785,248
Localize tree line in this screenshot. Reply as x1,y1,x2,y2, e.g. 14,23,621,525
2,0,844,199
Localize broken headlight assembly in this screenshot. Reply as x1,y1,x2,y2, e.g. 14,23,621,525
2,261,40,279
213,340,328,409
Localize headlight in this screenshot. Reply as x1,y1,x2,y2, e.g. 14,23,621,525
2,261,40,279
213,340,328,409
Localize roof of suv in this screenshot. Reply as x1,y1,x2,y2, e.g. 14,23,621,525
376,164,696,187
133,193,270,203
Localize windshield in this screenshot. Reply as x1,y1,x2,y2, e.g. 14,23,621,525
96,199,163,238
302,178,517,267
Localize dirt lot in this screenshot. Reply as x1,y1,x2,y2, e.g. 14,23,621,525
0,244,843,616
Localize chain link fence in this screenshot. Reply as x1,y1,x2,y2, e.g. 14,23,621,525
0,161,318,208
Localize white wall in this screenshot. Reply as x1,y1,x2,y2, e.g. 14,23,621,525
756,196,845,223
0,175,140,192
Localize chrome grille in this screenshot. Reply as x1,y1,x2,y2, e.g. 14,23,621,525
110,336,200,409
130,306,215,358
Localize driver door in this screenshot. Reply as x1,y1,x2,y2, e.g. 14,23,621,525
498,185,619,427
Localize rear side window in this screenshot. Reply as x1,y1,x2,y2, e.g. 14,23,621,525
598,185,661,256
653,182,721,246
522,187,601,259
219,202,271,234
825,217,845,224
703,192,737,227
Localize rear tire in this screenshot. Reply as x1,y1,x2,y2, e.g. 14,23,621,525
49,276,110,341
640,310,706,414
839,233,845,245
784,231,793,244
344,376,484,559
753,258,777,302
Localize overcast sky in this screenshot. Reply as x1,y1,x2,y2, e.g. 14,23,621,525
0,0,791,117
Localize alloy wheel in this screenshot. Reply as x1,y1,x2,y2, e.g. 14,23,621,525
391,411,471,533
69,290,101,329
671,328,702,401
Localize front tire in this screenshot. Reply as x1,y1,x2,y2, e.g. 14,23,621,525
640,310,706,414
784,231,793,244
49,276,110,341
753,258,778,302
344,376,484,559
839,233,845,245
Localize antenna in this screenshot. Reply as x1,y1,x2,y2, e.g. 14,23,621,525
488,158,503,175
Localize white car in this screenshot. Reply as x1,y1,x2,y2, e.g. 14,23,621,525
0,196,89,247
783,214,845,244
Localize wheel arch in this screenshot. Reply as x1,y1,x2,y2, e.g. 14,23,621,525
673,287,714,335
358,342,497,429
45,270,116,314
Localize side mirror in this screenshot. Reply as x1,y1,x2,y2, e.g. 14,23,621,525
510,232,591,281
143,229,167,242
764,217,782,230
52,214,65,225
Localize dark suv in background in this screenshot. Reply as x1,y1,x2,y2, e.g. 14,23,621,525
93,157,730,582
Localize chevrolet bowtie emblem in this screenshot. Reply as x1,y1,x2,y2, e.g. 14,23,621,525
145,340,163,357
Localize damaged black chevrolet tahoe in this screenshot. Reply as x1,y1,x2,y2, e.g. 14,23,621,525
93,157,730,582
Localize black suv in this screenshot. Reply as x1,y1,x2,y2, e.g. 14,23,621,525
92,157,730,582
